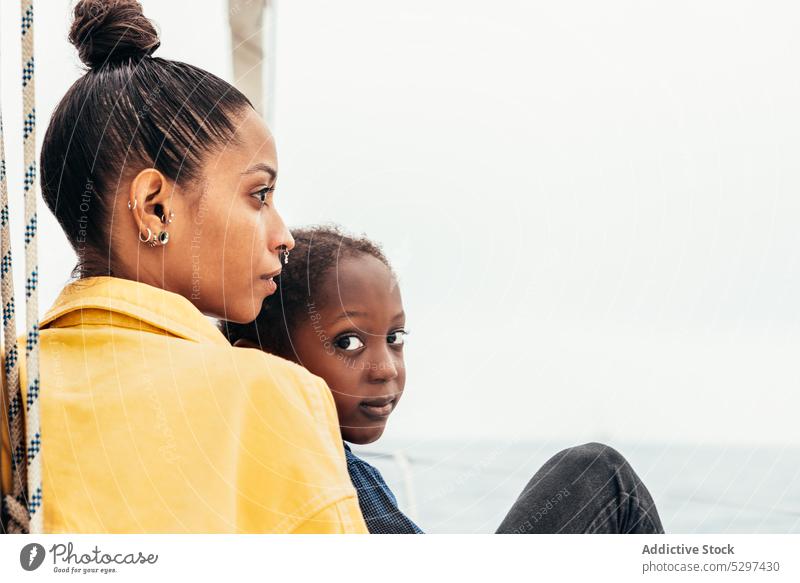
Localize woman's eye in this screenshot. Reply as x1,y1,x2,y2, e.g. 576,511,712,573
252,186,275,206
387,330,407,345
335,335,365,351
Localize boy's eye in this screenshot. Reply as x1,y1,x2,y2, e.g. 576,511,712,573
251,186,275,206
335,335,365,351
387,330,407,345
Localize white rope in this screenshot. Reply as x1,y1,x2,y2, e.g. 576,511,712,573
0,90,27,535
20,0,42,535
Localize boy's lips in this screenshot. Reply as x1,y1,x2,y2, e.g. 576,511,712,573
359,396,396,419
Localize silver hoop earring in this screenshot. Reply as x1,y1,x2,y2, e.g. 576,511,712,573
158,230,169,245
161,211,175,224
138,228,152,243
127,199,137,211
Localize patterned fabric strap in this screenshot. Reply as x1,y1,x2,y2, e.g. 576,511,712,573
0,0,40,535
0,94,26,535
20,0,42,535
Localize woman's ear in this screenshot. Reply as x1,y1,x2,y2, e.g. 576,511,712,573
128,168,175,241
233,338,263,350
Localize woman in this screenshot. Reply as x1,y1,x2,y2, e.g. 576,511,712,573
1,0,366,533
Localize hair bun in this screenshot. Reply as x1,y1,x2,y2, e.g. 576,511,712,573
69,0,160,70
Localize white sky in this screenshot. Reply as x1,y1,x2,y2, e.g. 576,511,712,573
1,0,798,446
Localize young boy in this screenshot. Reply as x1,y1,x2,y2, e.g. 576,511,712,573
220,225,423,534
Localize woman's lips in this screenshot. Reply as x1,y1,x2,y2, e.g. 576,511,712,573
359,397,396,419
260,267,282,296
260,275,278,295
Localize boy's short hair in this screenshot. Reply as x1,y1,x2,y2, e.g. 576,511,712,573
218,224,392,359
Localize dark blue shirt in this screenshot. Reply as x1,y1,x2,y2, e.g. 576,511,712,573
344,443,424,534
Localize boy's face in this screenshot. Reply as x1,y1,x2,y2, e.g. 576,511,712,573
290,254,406,444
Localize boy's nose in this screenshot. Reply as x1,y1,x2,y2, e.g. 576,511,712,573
367,351,399,383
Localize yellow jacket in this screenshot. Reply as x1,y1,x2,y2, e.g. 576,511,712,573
0,276,367,533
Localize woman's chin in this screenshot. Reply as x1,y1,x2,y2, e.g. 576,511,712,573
221,296,264,324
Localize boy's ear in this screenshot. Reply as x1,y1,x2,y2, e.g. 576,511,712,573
233,338,263,350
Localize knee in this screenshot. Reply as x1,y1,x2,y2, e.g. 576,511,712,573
560,442,630,475
577,441,626,464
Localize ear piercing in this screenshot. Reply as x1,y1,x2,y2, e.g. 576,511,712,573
127,198,174,226
138,228,169,247
130,202,172,246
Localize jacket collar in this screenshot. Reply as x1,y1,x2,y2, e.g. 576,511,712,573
39,276,230,346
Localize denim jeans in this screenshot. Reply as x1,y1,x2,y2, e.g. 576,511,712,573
496,442,665,534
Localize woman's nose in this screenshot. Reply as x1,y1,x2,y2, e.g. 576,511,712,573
270,212,294,253
283,231,295,252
